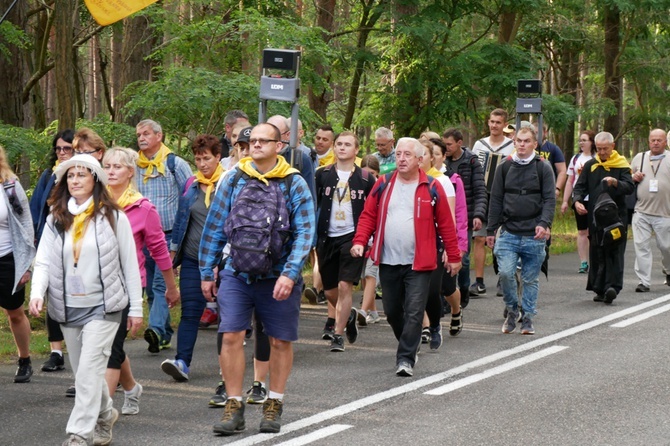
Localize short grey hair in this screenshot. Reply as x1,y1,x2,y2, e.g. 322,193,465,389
286,117,303,132
225,110,249,127
595,131,614,144
267,115,289,133
375,127,394,140
396,137,424,158
136,119,162,134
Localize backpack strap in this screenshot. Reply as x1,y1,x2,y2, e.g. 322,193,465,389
3,179,23,215
167,153,176,177
231,170,295,207
182,175,197,195
478,138,513,154
500,157,544,195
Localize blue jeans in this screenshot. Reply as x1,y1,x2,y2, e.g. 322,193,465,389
493,231,546,317
379,264,432,367
175,256,207,366
145,232,173,343
457,229,472,290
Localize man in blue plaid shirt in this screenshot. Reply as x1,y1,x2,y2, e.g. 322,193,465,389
200,122,314,436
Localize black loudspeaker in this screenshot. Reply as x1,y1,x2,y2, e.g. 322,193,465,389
262,49,300,71
517,79,542,95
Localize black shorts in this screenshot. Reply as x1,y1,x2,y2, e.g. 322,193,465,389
107,304,130,369
0,254,25,311
316,232,365,290
573,203,589,231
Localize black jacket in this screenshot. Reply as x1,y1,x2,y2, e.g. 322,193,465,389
446,148,487,228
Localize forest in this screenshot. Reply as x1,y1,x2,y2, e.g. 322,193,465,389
1,0,670,188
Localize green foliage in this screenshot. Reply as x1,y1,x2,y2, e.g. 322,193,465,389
0,21,30,61
0,123,51,181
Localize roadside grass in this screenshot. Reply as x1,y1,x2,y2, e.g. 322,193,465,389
0,204,578,363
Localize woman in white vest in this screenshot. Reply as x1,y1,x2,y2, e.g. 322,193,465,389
29,154,142,446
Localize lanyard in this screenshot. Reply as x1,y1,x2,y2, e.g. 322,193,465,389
335,182,349,204
651,157,664,178
72,221,90,269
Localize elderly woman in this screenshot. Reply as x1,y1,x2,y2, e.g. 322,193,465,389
0,145,36,383
102,147,179,415
29,130,74,376
29,154,142,446
73,128,106,162
161,134,223,381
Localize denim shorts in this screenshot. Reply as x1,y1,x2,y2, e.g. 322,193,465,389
217,269,302,342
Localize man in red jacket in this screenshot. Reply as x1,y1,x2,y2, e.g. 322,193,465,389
351,137,461,377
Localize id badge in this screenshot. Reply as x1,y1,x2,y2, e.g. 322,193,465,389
66,275,86,296
649,179,659,193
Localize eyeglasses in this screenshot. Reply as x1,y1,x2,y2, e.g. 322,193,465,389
74,148,101,155
249,138,278,145
54,146,73,153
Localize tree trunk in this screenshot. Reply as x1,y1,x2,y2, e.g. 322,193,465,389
603,3,621,139
53,0,77,130
0,0,26,127
308,0,336,121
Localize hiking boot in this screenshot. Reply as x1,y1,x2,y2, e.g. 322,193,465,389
213,399,245,435
62,434,87,446
356,309,368,327
209,381,228,407
122,383,143,415
502,308,519,334
330,334,345,352
345,308,358,343
578,261,589,274
144,328,161,354
317,290,327,304
93,407,118,446
635,283,650,293
366,311,381,324
593,294,605,302
42,351,65,372
449,308,463,337
604,287,617,305
260,398,284,433
246,381,267,404
199,307,218,328
161,358,189,382
14,357,33,383
304,286,318,305
65,384,76,397
520,315,535,335
421,327,430,344
395,361,413,377
469,282,486,297
321,323,335,341
429,325,442,350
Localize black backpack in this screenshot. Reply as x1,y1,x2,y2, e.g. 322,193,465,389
592,191,625,247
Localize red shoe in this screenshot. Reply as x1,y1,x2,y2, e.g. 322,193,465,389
199,308,218,328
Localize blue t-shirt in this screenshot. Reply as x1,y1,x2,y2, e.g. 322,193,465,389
536,141,565,178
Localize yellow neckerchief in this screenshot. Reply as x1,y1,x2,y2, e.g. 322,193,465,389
591,150,630,172
52,160,60,172
355,156,362,167
137,143,172,183
238,156,299,186
318,149,336,166
195,163,224,208
72,200,95,252
111,184,144,209
426,166,444,178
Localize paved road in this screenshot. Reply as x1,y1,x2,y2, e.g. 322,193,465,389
3,243,670,445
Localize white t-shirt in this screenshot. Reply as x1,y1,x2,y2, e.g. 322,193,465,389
382,181,418,265
567,152,594,188
0,193,11,256
472,136,515,157
328,170,355,237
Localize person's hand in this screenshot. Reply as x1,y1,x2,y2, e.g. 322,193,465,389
446,261,462,277
18,271,31,287
602,176,618,187
29,299,43,317
574,201,587,215
201,280,218,301
350,244,365,257
472,218,483,231
273,276,295,301
486,235,496,249
633,171,645,183
165,286,180,309
127,316,143,337
561,201,569,214
535,226,551,240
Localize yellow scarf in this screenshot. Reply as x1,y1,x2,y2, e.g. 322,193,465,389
195,164,224,208
426,167,444,178
238,156,299,186
72,201,95,247
591,150,630,172
52,160,60,172
318,150,336,167
137,143,172,183
111,184,144,209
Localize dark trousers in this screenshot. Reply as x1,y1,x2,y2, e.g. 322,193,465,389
379,264,432,367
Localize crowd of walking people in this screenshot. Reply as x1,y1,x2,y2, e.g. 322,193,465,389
1,108,669,445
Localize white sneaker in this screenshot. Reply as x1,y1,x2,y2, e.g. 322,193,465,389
93,407,118,445
366,312,381,324
122,382,143,415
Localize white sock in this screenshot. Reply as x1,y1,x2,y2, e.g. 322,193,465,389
268,391,284,401
52,350,63,356
125,384,139,395
229,396,243,402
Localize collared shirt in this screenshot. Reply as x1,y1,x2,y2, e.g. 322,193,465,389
136,154,193,231
372,151,396,165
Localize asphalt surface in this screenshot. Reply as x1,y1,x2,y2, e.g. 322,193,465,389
2,240,670,446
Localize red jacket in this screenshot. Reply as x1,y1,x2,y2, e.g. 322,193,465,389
352,170,461,271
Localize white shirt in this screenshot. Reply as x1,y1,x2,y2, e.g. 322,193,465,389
328,170,355,237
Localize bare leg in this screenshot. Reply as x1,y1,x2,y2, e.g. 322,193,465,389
333,282,353,335
268,337,293,395
220,331,246,397
361,276,378,314
6,307,30,358
474,236,486,279
577,229,589,263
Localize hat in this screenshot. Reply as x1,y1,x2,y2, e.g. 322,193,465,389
503,124,516,134
54,154,108,186
237,127,252,144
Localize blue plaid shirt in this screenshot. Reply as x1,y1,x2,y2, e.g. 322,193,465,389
199,166,315,283
136,155,192,231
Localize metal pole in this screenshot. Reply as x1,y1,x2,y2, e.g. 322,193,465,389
0,0,19,26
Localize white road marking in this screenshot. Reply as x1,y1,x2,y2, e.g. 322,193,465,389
274,424,353,446
425,346,568,395
610,302,670,328
227,294,670,446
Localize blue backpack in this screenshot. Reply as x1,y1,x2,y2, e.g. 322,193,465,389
224,170,294,276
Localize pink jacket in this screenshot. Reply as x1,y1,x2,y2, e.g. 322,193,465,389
449,173,469,253
124,198,172,288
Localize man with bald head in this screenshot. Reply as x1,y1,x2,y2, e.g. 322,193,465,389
630,129,670,292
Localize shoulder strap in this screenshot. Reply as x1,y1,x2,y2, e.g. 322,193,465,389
373,172,394,198
183,175,197,195
3,180,23,215
231,169,247,191
493,140,514,153
478,139,492,151
640,151,645,171
500,157,544,195
167,153,176,177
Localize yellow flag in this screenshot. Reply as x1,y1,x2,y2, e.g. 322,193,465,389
84,0,158,26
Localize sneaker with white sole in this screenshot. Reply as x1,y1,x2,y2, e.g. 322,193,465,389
122,383,143,415
93,407,118,446
395,361,413,377
161,358,190,382
366,311,381,324
502,308,519,334
520,315,535,335
62,434,87,446
209,381,228,407
246,381,267,404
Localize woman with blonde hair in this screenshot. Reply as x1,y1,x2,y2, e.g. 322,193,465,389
73,127,106,162
0,145,36,383
29,154,142,446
